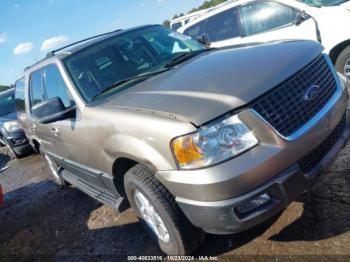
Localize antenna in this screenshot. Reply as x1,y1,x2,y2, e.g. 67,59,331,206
46,28,123,58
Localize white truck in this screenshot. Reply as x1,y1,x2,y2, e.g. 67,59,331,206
178,0,350,80
170,9,209,31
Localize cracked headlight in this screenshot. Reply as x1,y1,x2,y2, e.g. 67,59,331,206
171,114,259,169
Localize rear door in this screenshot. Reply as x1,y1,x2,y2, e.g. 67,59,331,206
14,78,28,130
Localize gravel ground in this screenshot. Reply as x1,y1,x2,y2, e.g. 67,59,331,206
0,142,349,261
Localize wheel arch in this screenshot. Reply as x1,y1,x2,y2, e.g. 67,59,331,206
112,157,138,199
31,139,40,153
329,39,350,64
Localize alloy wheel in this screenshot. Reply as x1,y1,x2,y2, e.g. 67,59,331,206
133,190,170,243
345,57,350,81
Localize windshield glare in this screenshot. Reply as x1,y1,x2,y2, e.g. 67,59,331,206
299,0,349,6
64,26,204,102
0,90,16,116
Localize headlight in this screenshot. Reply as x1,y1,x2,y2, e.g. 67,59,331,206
171,114,259,169
4,121,22,132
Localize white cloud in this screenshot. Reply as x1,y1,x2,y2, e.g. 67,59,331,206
0,33,6,43
40,35,69,51
13,42,33,55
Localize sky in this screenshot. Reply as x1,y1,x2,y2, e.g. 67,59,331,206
0,0,204,85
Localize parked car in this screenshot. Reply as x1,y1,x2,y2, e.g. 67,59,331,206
178,0,350,80
0,88,31,158
16,25,350,255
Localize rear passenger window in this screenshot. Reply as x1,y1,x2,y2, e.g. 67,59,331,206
183,7,241,42
43,64,70,107
29,70,44,107
171,22,182,31
15,78,26,113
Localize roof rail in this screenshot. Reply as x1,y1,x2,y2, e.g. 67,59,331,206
46,28,123,58
23,56,52,72
198,0,239,16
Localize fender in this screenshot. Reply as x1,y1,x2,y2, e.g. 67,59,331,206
102,134,176,175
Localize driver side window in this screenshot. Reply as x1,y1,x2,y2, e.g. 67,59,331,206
240,2,299,36
29,64,71,111
42,64,71,107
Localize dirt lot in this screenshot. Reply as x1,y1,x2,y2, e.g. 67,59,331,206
0,142,350,260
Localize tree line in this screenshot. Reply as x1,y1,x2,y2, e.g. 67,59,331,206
163,0,229,28
0,85,10,92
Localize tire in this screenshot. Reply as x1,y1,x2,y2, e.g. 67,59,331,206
124,164,204,255
41,151,66,187
335,45,350,81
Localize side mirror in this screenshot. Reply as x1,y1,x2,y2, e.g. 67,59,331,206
294,12,309,26
197,34,211,47
32,97,75,124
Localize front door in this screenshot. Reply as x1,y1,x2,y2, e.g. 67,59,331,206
40,64,107,188
238,1,317,45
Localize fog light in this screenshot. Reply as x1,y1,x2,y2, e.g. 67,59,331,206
236,193,271,215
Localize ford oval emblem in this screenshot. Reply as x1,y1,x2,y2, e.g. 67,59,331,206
304,85,320,101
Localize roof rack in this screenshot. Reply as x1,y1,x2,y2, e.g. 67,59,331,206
172,0,238,24
45,28,123,58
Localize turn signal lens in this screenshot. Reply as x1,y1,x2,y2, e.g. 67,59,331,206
172,135,203,166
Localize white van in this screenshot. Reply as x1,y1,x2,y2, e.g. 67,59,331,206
178,0,350,79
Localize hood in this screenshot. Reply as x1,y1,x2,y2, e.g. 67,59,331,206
101,40,323,126
0,111,17,123
342,1,350,10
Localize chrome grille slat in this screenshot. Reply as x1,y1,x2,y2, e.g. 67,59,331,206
252,56,337,137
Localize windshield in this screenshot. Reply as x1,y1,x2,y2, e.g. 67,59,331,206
299,0,349,7
64,25,204,102
0,90,16,116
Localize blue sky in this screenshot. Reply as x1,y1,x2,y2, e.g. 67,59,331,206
0,0,204,85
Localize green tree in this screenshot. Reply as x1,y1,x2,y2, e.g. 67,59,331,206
0,85,10,92
163,20,171,28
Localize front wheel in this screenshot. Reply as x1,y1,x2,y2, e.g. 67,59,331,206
335,45,350,82
124,164,204,255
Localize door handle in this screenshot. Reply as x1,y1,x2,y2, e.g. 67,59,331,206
51,127,60,136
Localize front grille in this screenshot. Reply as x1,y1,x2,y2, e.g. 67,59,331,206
252,55,337,137
298,114,346,173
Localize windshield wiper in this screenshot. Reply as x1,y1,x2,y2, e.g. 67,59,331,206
91,68,169,101
164,49,211,68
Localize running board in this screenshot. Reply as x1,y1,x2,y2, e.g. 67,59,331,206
61,170,124,210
